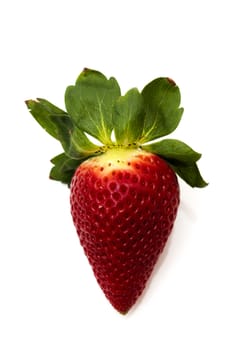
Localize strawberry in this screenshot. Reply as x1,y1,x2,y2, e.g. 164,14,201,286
25,68,207,314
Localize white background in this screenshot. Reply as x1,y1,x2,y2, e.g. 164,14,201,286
0,0,231,349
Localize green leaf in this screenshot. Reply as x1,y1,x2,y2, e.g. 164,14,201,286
25,98,73,150
142,138,207,187
65,68,121,144
141,78,183,143
26,98,101,160
167,160,208,188
26,69,208,190
113,88,145,145
142,139,202,163
67,128,102,159
50,153,84,186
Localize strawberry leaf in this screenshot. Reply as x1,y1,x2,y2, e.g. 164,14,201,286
142,139,202,163
65,68,121,145
67,127,101,159
50,153,84,186
25,98,101,160
141,78,183,143
142,139,207,187
26,69,207,189
25,99,72,150
167,161,208,188
113,88,145,145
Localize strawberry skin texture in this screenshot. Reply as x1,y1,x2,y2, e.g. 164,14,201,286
70,149,180,313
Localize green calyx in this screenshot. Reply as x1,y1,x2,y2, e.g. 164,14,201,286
25,68,207,188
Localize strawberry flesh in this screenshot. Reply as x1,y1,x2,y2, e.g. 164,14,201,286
70,149,180,313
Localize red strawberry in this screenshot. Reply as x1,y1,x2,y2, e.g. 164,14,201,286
26,68,207,314
70,149,180,313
